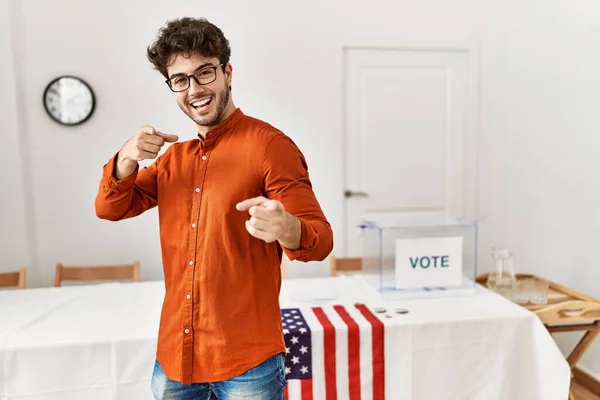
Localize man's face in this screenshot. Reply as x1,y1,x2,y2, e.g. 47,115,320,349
166,53,232,131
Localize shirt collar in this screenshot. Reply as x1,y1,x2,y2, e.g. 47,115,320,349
198,108,244,146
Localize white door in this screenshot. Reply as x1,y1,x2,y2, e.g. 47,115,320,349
343,47,478,257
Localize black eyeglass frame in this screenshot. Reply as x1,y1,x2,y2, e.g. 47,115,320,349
165,63,225,92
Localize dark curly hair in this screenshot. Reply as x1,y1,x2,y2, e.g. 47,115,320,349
146,17,231,79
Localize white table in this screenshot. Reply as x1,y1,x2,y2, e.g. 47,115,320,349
0,276,570,399
368,289,571,399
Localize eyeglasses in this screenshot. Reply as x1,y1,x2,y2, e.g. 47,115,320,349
165,64,224,92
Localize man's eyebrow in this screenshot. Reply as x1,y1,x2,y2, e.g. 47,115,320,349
169,63,215,79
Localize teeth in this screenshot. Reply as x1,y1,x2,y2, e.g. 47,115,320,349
192,97,211,107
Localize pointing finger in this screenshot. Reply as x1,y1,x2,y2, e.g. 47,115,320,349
156,131,179,142
236,196,269,211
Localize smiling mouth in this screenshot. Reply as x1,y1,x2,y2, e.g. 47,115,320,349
191,97,213,110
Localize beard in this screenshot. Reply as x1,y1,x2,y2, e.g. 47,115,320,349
181,79,230,128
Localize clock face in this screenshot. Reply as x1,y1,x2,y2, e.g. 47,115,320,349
43,76,95,126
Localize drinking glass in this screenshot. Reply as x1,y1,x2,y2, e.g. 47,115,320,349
529,278,550,305
512,278,531,304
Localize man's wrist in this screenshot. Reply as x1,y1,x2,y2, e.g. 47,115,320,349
278,212,302,250
115,151,138,180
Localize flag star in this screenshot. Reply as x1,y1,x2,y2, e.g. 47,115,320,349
291,356,300,364
299,345,308,354
285,367,291,375
284,313,291,317
286,347,290,354
293,315,300,319
283,329,289,334
286,319,293,323
289,325,296,329
299,327,307,334
290,336,299,344
296,321,304,325
300,365,309,374
291,310,298,314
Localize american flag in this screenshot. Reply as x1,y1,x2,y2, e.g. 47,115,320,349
281,304,385,400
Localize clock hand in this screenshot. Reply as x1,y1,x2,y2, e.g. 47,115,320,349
66,93,84,104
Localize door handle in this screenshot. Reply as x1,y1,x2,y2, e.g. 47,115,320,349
344,190,369,198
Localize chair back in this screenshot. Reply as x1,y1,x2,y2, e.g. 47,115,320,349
330,256,362,276
54,261,140,287
0,268,27,289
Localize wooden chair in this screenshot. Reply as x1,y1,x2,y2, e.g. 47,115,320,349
54,261,140,287
330,256,362,276
0,268,26,289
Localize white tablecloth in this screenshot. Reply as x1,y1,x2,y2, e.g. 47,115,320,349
0,276,570,399
368,290,570,399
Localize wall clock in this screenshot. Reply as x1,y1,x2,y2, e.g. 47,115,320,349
43,75,95,126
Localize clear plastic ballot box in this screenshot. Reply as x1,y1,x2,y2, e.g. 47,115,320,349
358,213,478,300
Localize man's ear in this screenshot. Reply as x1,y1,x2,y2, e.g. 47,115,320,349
225,63,233,88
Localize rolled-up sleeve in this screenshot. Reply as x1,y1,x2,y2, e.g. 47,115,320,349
262,134,333,262
95,153,159,221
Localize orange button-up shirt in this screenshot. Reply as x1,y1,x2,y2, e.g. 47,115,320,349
95,108,333,383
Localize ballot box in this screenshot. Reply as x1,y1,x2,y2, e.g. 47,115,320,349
359,213,478,300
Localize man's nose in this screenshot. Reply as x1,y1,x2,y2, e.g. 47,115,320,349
188,77,206,96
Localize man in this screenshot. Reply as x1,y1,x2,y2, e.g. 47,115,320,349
95,17,333,400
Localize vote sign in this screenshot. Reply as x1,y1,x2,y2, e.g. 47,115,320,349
395,236,463,289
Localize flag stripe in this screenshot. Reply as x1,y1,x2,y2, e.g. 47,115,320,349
312,307,337,400
355,304,385,400
301,307,326,400
301,378,313,400
334,305,362,400
287,379,301,400
344,304,374,400
283,385,288,399
323,306,349,399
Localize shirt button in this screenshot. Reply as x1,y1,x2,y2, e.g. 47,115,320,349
202,155,207,160
186,294,191,300
191,223,196,228
189,260,194,265
195,188,200,193
184,329,190,334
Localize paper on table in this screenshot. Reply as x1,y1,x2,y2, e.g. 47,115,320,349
279,275,385,306
289,288,337,304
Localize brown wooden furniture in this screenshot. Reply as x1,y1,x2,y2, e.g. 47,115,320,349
0,268,26,289
54,261,140,287
573,368,600,400
477,272,600,400
330,256,362,276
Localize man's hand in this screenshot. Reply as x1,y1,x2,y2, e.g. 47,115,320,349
236,196,301,250
116,125,179,179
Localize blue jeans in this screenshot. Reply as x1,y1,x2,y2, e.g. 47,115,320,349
151,353,287,400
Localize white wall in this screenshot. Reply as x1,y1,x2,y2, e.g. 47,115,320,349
477,0,600,380
3,0,600,379
0,0,30,273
